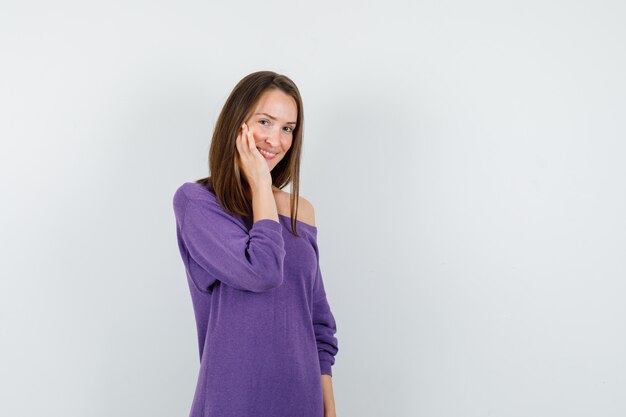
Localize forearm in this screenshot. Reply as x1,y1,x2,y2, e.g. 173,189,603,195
321,374,336,416
251,183,279,224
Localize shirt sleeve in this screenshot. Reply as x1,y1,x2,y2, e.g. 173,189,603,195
177,195,286,293
310,233,339,376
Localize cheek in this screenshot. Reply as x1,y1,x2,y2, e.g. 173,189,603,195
249,130,260,144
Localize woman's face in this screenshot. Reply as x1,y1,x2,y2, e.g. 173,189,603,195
244,88,298,171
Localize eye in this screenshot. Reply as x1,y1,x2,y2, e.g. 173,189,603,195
284,126,293,133
259,119,270,126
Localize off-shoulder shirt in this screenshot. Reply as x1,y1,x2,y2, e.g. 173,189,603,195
172,182,339,417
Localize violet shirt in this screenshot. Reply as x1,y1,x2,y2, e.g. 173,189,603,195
172,182,339,417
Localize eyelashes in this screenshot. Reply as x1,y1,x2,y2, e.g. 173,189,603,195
258,119,293,133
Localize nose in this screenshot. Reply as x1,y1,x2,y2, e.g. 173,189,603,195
263,129,281,148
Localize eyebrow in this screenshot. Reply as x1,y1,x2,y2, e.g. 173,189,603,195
253,112,297,125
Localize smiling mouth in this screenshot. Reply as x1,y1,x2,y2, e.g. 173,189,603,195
257,148,277,159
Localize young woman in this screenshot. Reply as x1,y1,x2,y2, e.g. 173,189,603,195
172,71,339,417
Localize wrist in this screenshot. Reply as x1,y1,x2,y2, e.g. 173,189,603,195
250,182,272,195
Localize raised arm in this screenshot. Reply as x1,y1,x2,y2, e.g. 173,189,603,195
174,189,286,293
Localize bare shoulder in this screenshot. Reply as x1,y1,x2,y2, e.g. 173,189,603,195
274,188,316,227
296,195,316,227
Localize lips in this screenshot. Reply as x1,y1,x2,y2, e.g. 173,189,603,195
257,148,277,159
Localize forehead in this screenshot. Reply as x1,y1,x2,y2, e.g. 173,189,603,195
251,89,298,121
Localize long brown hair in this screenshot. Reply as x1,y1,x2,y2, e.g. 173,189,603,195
196,70,305,237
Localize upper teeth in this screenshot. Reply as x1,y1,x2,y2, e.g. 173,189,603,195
259,148,276,157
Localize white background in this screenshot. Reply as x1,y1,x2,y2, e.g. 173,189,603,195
1,1,625,416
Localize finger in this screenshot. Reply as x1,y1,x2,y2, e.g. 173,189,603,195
235,125,244,155
238,124,251,157
245,124,257,153
246,126,262,157
243,123,252,155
